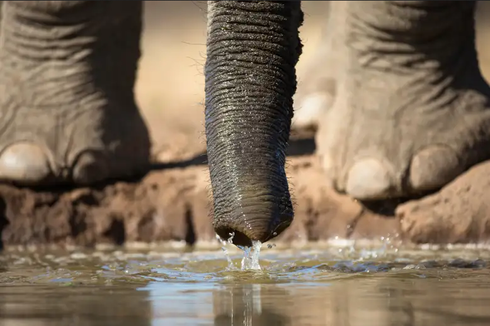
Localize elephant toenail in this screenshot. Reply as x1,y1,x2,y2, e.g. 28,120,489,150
72,151,109,185
409,146,463,192
292,92,330,128
345,158,393,200
0,142,53,185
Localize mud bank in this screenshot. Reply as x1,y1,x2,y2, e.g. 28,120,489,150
0,153,393,249
2,144,489,249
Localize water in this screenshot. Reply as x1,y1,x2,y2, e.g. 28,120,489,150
238,241,262,271
217,232,262,271
1,242,490,326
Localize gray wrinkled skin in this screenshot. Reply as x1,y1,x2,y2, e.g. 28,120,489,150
205,1,303,246
206,1,490,245
0,1,150,186
314,2,490,201
1,1,490,246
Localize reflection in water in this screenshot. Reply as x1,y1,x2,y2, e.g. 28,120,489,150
209,276,490,326
213,284,291,326
0,284,153,326
1,248,490,325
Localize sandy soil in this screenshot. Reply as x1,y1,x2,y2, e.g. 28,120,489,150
2,2,490,249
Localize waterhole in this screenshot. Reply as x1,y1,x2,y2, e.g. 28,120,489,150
1,241,490,326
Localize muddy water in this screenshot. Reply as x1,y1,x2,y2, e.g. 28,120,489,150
1,243,490,326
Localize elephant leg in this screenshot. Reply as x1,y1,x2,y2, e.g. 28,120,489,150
292,1,345,130
205,1,303,246
0,1,150,186
316,1,490,200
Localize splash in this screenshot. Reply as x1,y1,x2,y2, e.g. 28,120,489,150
239,241,262,271
217,233,235,270
217,233,263,271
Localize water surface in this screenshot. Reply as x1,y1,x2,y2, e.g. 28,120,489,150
1,242,490,326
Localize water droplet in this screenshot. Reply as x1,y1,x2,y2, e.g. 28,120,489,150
217,232,235,269
240,241,262,270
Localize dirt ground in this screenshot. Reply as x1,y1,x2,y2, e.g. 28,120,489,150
2,2,490,249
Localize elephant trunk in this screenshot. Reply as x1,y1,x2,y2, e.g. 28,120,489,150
205,1,303,247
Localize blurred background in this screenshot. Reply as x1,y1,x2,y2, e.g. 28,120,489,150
138,1,490,164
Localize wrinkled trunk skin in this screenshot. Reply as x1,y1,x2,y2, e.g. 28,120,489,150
205,1,303,246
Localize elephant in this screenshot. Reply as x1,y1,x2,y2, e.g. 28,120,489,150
206,1,490,245
0,1,488,247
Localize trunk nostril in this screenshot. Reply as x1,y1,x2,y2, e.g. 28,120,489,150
214,215,293,248
215,227,253,248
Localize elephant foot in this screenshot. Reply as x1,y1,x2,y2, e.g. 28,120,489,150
396,160,490,243
315,1,490,201
0,1,151,187
0,108,151,187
